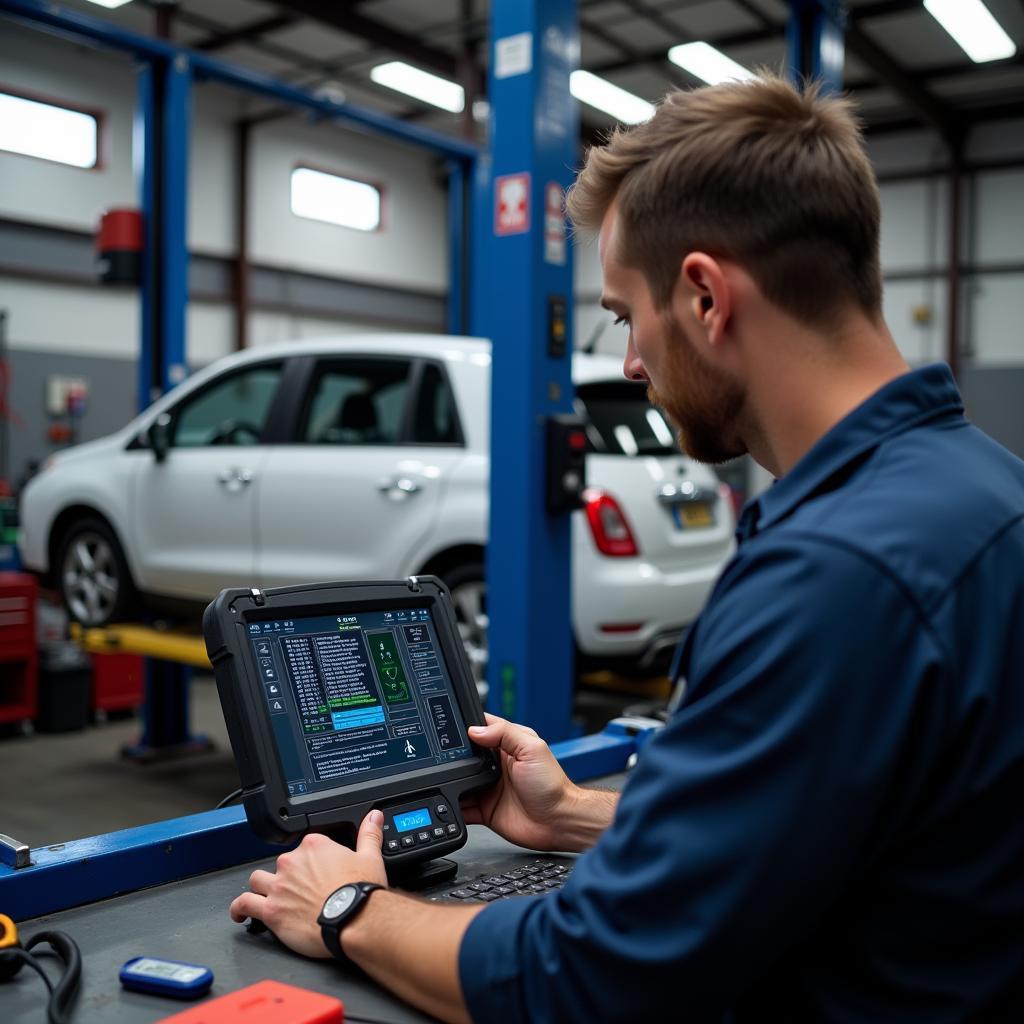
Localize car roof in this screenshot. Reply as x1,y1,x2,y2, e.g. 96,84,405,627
197,335,626,384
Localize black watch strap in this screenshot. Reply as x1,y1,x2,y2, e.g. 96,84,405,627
319,882,383,964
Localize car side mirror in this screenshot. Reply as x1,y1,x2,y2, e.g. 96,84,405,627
148,413,171,463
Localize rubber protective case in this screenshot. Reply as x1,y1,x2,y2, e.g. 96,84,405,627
203,577,499,856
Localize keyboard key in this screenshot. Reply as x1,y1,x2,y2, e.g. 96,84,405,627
468,882,492,893
478,893,500,902
495,886,516,896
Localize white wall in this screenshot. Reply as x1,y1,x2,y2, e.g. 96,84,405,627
0,22,449,374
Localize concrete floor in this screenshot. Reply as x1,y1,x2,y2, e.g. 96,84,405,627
0,672,655,850
0,676,240,847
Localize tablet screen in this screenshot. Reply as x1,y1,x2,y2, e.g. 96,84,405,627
248,606,473,797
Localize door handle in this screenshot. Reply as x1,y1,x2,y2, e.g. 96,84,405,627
377,477,420,498
218,468,254,492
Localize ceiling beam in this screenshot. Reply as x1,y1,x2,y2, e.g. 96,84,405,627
587,26,771,78
276,0,471,85
843,20,962,140
580,13,698,92
195,14,297,53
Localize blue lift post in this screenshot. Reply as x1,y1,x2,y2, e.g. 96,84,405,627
128,54,208,761
786,0,846,93
474,0,580,742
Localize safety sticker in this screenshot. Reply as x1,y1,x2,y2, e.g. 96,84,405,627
495,173,530,236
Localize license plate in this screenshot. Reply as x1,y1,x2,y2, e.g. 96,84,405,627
672,502,714,530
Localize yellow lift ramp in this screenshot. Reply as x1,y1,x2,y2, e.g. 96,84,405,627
71,622,214,762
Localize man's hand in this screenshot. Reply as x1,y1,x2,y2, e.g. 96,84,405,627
228,809,388,959
462,714,617,852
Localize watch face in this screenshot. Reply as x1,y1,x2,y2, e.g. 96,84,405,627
323,885,358,922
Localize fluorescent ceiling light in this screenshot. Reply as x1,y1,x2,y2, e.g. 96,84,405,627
668,42,755,85
82,0,135,8
0,93,97,168
370,61,464,113
924,0,1016,63
570,70,654,124
290,168,381,232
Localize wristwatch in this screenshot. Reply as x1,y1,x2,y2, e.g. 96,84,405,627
318,882,384,963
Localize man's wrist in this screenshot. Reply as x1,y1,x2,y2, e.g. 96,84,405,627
556,784,618,851
339,886,393,963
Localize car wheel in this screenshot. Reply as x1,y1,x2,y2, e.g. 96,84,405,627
444,562,488,695
57,518,135,627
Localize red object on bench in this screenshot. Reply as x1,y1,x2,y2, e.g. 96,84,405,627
158,979,344,1023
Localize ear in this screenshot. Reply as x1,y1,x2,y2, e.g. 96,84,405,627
679,252,730,347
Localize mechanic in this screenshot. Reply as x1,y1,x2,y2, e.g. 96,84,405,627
228,74,1024,1022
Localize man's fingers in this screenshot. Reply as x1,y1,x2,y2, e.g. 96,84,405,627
469,716,543,759
247,869,274,895
355,808,385,856
229,890,267,924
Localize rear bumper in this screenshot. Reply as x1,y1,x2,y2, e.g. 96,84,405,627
572,545,731,663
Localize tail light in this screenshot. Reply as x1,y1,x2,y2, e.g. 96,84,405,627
583,488,639,557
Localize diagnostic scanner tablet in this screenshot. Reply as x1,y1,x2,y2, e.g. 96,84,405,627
203,577,499,878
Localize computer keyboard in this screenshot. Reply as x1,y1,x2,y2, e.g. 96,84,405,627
431,860,573,903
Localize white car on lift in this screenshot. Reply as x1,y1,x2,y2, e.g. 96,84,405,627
19,335,735,683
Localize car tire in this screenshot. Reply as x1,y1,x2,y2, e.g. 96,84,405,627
56,517,136,627
443,562,488,693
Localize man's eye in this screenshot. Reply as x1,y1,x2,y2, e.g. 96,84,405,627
613,315,630,328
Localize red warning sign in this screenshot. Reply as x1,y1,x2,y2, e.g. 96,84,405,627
495,172,530,236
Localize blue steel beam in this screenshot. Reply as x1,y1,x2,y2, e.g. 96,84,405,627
0,721,654,921
786,0,846,94
0,0,478,163
474,0,580,742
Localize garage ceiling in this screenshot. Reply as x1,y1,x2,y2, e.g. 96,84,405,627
51,0,1024,142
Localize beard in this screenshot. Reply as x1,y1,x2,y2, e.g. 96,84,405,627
646,314,747,465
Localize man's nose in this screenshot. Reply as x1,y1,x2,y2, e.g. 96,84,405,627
623,339,649,383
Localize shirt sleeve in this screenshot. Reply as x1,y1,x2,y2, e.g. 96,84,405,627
458,534,950,1024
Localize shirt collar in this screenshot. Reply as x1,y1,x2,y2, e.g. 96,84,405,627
736,363,964,543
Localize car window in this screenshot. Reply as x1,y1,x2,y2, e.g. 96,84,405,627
300,359,412,445
575,381,677,457
412,363,461,445
172,363,283,447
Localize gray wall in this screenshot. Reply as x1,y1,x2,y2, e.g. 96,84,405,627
6,350,136,486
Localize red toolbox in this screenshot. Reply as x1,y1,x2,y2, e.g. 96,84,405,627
0,572,38,726
91,651,144,713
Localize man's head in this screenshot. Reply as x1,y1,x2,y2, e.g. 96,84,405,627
567,74,883,464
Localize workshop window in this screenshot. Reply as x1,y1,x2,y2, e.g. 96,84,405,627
290,166,382,232
301,360,412,445
0,90,98,168
172,363,283,447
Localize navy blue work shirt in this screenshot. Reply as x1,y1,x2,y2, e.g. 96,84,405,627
459,364,1024,1022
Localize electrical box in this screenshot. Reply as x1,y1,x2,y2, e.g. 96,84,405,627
545,414,588,514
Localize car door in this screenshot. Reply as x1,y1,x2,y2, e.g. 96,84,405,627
256,356,467,587
131,360,284,599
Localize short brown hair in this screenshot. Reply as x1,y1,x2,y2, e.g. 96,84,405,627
567,75,882,327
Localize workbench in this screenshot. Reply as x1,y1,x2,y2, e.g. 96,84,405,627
2,823,588,1024
1,723,656,1024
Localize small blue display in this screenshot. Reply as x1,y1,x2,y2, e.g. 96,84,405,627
394,807,432,833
